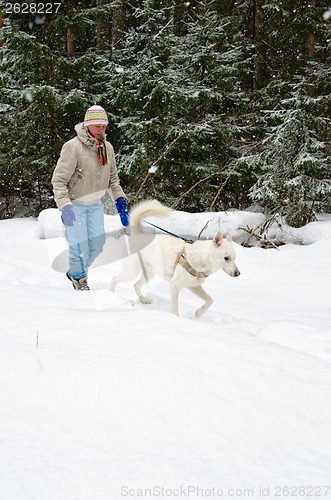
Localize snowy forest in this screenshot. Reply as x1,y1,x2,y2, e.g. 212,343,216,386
0,0,330,226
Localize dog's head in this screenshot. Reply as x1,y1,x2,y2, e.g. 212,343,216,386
212,232,240,277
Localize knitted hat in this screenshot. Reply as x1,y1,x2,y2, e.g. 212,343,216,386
83,105,108,127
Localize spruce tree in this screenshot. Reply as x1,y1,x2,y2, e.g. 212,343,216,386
108,0,254,211
0,1,112,216
246,0,331,226
249,75,330,226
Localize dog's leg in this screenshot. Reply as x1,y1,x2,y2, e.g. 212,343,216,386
111,254,140,292
189,285,213,319
170,285,180,316
110,275,119,292
134,273,153,304
133,256,157,304
111,271,128,292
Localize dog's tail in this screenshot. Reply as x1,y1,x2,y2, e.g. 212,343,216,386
129,200,172,228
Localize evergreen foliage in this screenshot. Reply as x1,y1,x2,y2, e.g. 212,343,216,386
0,0,330,225
249,76,331,226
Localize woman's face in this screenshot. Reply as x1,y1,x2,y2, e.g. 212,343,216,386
87,124,107,140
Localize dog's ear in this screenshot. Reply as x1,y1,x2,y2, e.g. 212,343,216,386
226,232,233,241
213,231,223,247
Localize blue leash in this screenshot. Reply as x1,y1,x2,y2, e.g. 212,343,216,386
142,219,194,244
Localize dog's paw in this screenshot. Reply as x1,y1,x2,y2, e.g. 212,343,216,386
139,296,152,305
195,308,205,319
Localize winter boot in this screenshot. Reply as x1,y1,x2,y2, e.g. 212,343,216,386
66,272,90,291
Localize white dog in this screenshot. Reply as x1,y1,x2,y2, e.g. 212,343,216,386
111,200,240,318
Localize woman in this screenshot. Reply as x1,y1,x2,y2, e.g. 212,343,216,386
52,105,129,290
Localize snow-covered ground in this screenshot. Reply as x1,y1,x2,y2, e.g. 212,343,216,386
1,207,331,500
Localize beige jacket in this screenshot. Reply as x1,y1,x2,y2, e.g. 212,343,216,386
52,123,125,210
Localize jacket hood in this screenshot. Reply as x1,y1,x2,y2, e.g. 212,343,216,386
74,122,106,149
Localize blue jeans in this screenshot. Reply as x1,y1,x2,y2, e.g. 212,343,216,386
65,202,105,280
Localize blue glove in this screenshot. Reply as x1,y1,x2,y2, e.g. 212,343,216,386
115,197,129,227
61,204,76,227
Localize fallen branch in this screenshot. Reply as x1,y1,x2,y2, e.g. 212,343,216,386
239,224,283,249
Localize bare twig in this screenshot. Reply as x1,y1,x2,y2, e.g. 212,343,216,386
197,220,210,240
171,173,218,209
209,161,241,211
134,131,186,204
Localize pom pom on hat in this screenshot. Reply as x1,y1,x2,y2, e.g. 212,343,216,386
83,105,108,127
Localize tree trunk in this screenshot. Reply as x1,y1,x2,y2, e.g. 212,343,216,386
46,19,53,84
67,28,74,56
112,0,127,50
96,0,110,51
307,0,316,96
252,0,261,91
0,11,4,47
308,0,316,58
67,0,74,56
